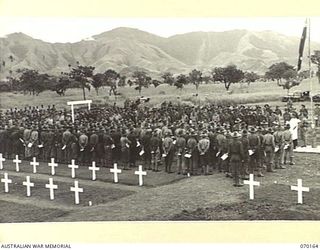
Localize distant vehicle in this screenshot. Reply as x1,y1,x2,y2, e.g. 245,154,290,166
281,91,310,102
312,93,320,102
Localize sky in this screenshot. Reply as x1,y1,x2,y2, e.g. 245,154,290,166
0,17,320,43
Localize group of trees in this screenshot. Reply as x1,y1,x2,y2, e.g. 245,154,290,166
2,49,320,99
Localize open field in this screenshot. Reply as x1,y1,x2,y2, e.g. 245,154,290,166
2,78,320,110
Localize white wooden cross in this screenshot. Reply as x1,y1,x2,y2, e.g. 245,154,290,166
30,157,39,173
48,158,58,176
243,174,260,200
0,153,5,170
70,180,83,205
23,176,34,197
291,179,310,204
67,100,92,123
68,159,79,179
89,161,100,181
110,163,122,183
134,165,147,186
13,155,21,172
1,173,12,193
45,178,58,200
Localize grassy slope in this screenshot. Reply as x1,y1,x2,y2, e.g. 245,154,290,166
0,78,319,110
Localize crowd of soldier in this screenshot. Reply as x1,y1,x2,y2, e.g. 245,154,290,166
0,101,313,187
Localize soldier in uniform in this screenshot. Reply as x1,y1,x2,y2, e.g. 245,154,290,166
273,124,285,169
175,130,186,174
162,131,174,173
299,118,308,147
262,127,276,172
62,127,73,163
78,130,89,165
150,131,161,172
314,104,320,127
141,129,152,170
228,131,244,187
120,130,131,170
248,127,263,177
198,133,210,175
89,128,99,163
186,130,198,175
282,124,294,165
23,124,32,160
216,128,227,172
241,129,249,179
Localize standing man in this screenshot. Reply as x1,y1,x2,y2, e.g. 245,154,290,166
150,131,161,172
186,130,198,175
273,124,285,169
175,130,186,174
289,113,301,149
228,132,244,187
248,127,263,177
198,133,210,175
162,131,174,173
262,128,276,173
282,124,294,165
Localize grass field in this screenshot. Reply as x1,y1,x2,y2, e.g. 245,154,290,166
2,78,320,110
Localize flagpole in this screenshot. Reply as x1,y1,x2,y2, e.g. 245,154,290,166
308,18,313,128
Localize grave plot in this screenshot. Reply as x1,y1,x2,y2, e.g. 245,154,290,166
171,183,320,220
0,173,135,207
0,200,68,223
1,159,185,187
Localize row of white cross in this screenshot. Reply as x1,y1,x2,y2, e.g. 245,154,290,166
0,153,311,204
0,154,147,186
1,173,83,204
244,174,309,204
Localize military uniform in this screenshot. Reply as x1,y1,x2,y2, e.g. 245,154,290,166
175,134,186,174
262,128,275,172
198,135,210,175
248,128,263,177
273,126,285,169
228,132,244,186
162,134,174,173
282,125,294,165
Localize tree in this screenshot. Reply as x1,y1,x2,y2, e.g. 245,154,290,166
92,73,105,95
152,79,161,88
265,62,295,84
244,71,260,86
175,74,188,91
104,69,120,96
68,65,94,100
311,50,320,83
189,69,202,92
161,72,175,85
118,75,126,87
55,75,70,96
132,70,151,95
16,68,51,95
211,65,244,91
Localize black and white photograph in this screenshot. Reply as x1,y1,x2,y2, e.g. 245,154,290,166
1,15,320,223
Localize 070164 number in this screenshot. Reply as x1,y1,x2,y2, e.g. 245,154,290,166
300,244,319,248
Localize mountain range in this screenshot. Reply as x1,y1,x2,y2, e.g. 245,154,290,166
0,27,319,78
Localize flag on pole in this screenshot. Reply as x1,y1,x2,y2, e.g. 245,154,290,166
297,19,308,71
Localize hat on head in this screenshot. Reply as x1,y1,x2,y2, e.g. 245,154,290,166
248,126,256,133
231,131,241,138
